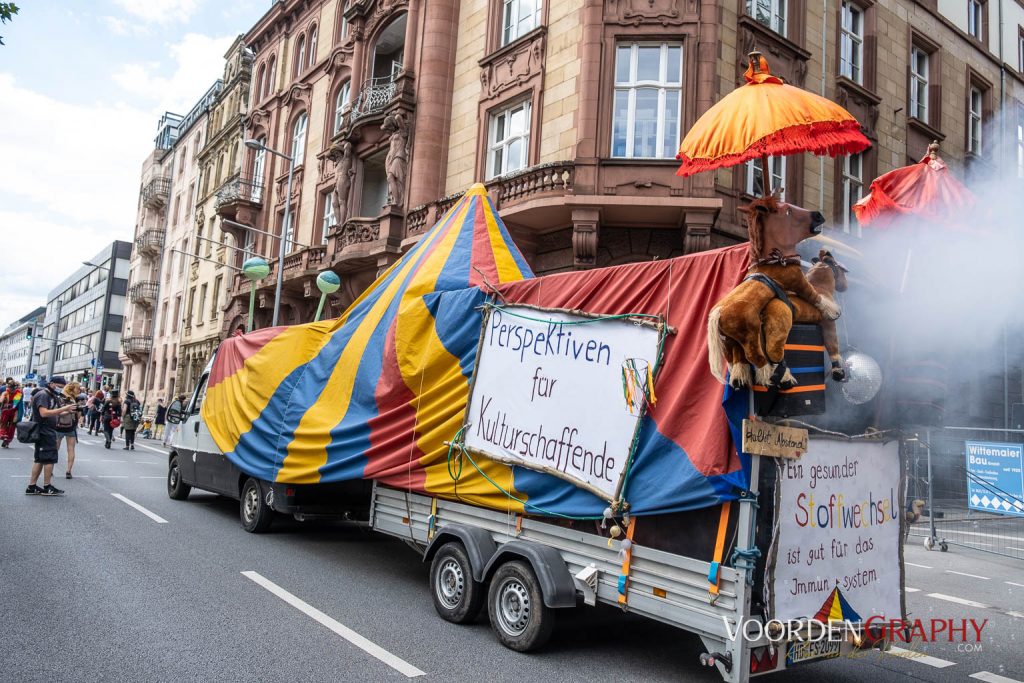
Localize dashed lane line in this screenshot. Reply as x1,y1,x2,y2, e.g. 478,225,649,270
970,672,1024,683
96,476,129,479
242,571,425,678
110,493,168,524
946,570,990,580
887,646,956,668
926,593,989,609
905,587,921,592
1006,611,1024,619
905,562,932,569
136,444,168,454
1006,581,1024,588
139,476,165,479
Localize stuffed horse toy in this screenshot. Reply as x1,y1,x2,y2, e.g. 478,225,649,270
707,194,841,388
761,249,849,381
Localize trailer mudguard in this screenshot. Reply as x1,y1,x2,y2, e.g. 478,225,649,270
423,524,498,583
482,540,577,608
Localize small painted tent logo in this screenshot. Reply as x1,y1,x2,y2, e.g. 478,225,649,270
813,587,863,624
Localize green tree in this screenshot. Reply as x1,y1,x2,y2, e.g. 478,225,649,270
0,2,19,46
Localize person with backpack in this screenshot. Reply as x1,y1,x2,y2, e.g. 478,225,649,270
25,376,77,496
87,390,103,435
100,390,123,450
54,381,84,479
121,391,142,450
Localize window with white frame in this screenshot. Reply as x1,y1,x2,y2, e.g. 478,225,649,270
968,86,983,155
745,156,786,198
333,81,351,134
611,42,683,159
251,137,266,202
308,26,318,67
322,192,336,243
839,2,863,84
282,212,296,252
296,35,306,76
501,0,542,46
292,113,308,165
339,1,349,40
747,0,786,35
1019,31,1024,72
841,152,863,236
1017,107,1024,178
968,0,983,40
910,47,929,123
487,100,531,179
243,229,255,260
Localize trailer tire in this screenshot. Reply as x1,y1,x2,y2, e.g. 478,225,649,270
487,560,554,652
167,455,191,500
240,478,273,533
430,542,484,624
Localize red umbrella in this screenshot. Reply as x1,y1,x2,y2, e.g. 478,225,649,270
853,142,975,228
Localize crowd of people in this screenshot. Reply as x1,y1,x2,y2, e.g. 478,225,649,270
0,375,187,497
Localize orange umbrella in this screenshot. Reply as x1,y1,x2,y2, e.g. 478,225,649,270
852,142,975,228
676,52,870,189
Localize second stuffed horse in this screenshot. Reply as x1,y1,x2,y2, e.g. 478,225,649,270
707,195,841,388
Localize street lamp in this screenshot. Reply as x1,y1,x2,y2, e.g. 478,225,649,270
82,261,109,271
245,138,294,328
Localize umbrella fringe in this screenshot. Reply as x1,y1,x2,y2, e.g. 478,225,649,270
675,120,869,178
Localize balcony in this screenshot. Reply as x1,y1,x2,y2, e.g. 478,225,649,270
135,228,165,257
121,335,153,356
282,245,327,277
128,281,158,307
141,176,171,209
215,173,265,222
350,75,398,122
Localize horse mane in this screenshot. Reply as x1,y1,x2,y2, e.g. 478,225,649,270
744,194,779,263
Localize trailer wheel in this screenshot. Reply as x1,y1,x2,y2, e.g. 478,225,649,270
167,455,191,500
487,560,554,652
240,478,273,533
430,542,484,624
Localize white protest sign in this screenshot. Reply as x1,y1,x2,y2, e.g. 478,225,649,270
770,439,903,623
464,306,662,501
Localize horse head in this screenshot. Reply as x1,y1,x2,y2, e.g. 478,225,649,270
812,249,849,292
745,194,825,263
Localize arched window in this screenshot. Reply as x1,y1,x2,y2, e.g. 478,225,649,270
333,80,351,134
308,25,318,67
266,55,277,98
255,64,265,101
292,113,308,165
338,1,349,40
250,136,266,203
295,34,306,77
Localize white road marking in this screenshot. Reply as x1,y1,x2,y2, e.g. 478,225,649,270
926,593,989,609
905,587,921,592
1006,611,1024,619
0,457,20,460
101,459,127,463
97,475,129,479
970,672,1024,683
888,646,956,668
946,570,990,580
905,562,932,569
136,444,168,454
110,493,168,524
139,476,165,479
241,571,425,678
1007,581,1024,588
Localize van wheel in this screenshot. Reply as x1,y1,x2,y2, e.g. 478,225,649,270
487,560,554,652
167,455,191,500
240,478,273,533
430,542,484,624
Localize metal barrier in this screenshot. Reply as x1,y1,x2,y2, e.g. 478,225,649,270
904,427,1024,560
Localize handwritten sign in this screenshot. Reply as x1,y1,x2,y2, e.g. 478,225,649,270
742,419,808,458
463,306,661,501
769,439,903,624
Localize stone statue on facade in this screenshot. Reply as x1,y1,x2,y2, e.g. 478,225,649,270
332,140,355,229
382,111,408,207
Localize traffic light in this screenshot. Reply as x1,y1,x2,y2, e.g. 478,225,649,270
25,329,32,340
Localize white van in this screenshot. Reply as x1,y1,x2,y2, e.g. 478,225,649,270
164,355,372,532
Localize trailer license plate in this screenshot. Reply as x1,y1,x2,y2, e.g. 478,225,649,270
786,640,841,666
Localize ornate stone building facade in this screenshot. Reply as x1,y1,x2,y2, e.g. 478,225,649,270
218,0,1024,332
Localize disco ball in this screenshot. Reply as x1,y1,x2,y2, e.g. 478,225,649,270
841,352,883,405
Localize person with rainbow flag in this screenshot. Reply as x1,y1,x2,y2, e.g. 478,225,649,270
0,378,22,448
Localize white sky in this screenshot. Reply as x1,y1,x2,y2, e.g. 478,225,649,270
0,0,268,329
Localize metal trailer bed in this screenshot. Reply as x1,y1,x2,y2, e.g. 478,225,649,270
368,455,866,682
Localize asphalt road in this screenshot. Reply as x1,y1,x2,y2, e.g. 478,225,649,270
1,435,1022,682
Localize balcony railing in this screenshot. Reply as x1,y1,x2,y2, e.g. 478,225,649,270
121,335,153,356
128,281,158,306
282,245,327,275
141,176,171,208
350,75,398,121
215,173,265,210
135,228,165,257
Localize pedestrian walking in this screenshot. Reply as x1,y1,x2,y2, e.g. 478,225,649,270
163,394,185,446
121,391,141,450
100,390,123,449
25,376,76,496
55,381,83,478
154,398,166,440
0,379,22,447
77,390,88,429
87,390,103,435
